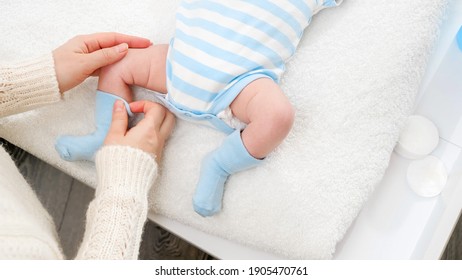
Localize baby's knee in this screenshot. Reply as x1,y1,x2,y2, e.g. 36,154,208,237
267,101,295,136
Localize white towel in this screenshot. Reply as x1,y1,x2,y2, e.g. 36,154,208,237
0,0,447,259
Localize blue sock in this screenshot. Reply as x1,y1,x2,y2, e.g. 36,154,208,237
55,90,133,161
193,130,263,217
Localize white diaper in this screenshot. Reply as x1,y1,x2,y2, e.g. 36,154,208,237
217,107,247,131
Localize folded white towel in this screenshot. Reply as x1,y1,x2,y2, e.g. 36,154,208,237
0,0,447,258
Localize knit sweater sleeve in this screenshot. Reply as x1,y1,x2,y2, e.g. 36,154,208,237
75,145,158,260
0,53,61,118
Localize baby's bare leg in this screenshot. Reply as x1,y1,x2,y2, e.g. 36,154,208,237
55,44,169,162
230,78,294,159
98,44,169,101
192,78,294,217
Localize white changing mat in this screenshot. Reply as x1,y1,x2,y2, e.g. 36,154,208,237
0,0,448,259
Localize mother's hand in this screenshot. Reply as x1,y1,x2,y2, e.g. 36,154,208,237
52,32,151,93
103,100,175,162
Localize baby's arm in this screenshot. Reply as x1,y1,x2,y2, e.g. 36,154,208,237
98,44,169,101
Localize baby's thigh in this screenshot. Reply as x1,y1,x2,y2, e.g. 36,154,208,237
230,78,288,123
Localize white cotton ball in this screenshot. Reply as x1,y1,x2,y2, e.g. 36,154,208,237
394,115,439,159
406,155,447,197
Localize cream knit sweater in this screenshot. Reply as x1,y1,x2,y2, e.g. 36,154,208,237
0,53,158,259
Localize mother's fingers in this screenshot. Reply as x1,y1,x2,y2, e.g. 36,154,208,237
129,100,149,113
160,111,176,138
130,100,165,115
130,100,170,130
143,102,170,130
106,100,129,138
81,32,152,53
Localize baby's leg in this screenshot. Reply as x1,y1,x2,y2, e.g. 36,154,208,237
230,78,294,159
193,78,294,216
55,45,169,161
97,44,169,101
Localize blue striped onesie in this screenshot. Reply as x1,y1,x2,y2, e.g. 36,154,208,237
159,0,342,134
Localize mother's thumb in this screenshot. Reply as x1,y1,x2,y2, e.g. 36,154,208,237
107,100,129,137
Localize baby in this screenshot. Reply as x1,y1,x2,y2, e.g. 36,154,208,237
56,0,342,216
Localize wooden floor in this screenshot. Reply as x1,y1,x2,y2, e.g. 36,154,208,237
441,213,462,260
1,138,461,259
0,139,214,260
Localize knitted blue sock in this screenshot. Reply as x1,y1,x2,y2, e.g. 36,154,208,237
193,130,263,217
55,90,133,161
